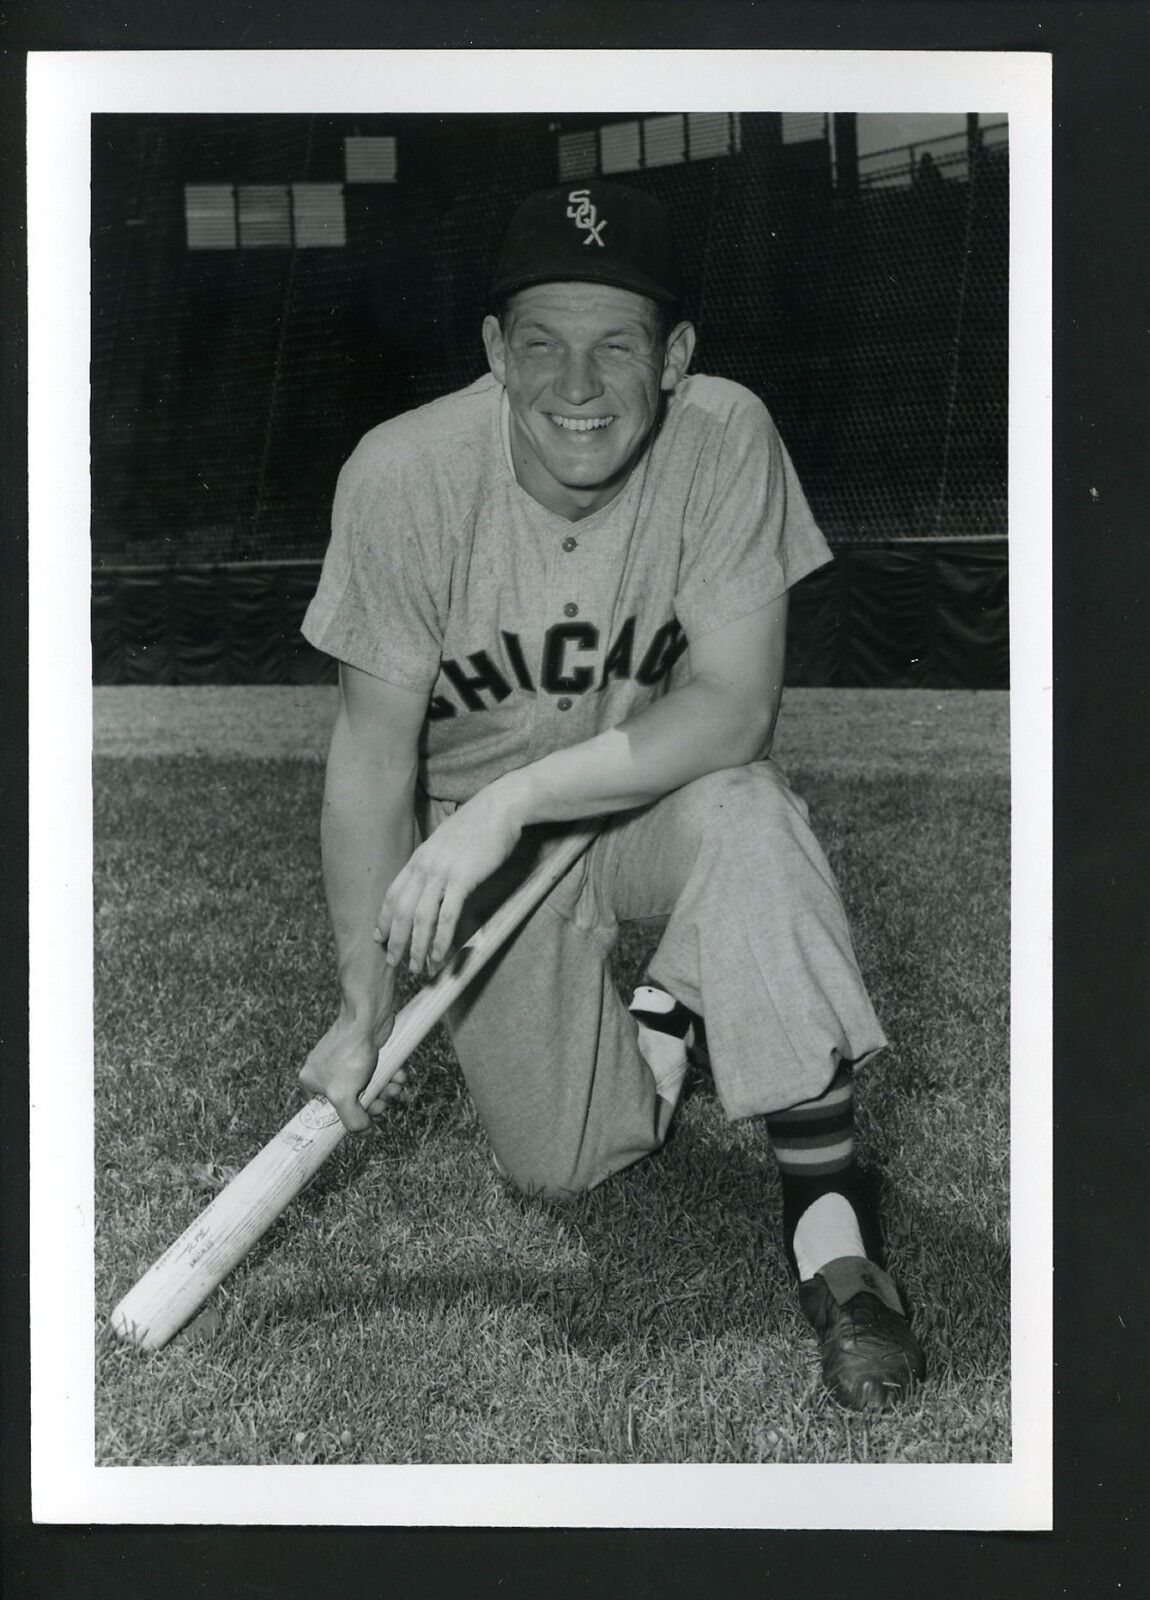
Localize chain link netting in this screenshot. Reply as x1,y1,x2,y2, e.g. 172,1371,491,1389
92,113,1007,566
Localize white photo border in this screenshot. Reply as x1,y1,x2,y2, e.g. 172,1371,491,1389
27,47,1052,1529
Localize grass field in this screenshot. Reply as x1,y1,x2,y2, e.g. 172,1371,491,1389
94,688,1010,1466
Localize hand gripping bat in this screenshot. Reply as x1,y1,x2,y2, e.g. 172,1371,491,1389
110,827,596,1350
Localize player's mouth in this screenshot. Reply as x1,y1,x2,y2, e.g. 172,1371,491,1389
546,413,616,433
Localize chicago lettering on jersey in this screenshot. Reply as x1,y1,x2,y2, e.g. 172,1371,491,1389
427,613,687,719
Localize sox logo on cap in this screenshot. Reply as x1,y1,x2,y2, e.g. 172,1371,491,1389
566,189,607,247
491,181,683,304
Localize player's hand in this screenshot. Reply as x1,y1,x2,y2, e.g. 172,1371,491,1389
375,783,525,975
299,1014,404,1133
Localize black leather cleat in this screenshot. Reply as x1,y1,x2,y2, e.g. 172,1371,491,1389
798,1255,925,1411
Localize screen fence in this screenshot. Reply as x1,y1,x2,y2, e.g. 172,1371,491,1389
91,112,1008,568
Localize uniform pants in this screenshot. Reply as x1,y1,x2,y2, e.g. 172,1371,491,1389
428,761,886,1200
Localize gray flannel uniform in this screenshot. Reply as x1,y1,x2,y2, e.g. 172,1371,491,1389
303,373,886,1194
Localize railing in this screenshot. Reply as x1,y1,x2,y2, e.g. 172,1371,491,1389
858,120,1009,189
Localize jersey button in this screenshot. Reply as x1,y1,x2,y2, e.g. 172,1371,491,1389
561,536,577,552
563,601,579,618
557,697,573,711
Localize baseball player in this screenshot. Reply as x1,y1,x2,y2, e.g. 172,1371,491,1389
299,181,925,1411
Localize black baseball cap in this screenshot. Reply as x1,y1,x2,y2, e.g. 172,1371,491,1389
491,181,684,309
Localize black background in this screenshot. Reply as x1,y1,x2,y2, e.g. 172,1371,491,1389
3,2,1148,1595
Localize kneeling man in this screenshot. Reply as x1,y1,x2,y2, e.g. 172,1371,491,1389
300,181,925,1411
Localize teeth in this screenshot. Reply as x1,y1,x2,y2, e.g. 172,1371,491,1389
549,414,614,432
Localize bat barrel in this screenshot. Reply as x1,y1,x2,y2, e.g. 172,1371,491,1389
110,1101,348,1349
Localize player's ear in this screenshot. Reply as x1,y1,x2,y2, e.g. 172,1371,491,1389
660,320,696,393
482,314,507,384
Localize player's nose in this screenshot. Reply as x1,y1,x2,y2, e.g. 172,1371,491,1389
553,349,605,405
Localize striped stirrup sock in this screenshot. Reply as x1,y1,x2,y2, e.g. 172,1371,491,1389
766,1061,869,1280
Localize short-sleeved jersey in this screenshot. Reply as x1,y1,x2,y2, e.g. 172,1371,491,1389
302,371,831,803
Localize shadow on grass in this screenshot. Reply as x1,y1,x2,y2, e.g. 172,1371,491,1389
236,1099,1009,1401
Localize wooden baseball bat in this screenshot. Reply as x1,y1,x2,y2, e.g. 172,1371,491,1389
110,827,596,1350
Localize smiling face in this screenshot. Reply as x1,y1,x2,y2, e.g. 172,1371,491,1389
482,282,695,521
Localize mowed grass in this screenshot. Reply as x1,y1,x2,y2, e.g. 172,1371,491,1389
94,698,1009,1466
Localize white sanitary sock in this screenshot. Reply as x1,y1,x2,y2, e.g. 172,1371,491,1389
792,1191,867,1282
629,984,690,1109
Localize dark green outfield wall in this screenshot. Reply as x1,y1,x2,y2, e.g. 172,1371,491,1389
92,540,1007,690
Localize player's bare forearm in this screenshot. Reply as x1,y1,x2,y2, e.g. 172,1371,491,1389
301,665,429,1131
498,596,787,825
499,672,777,828
320,703,416,1037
